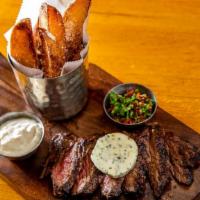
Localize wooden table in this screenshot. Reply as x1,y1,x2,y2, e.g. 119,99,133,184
0,0,200,199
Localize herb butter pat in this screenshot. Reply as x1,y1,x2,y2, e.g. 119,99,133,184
91,133,138,178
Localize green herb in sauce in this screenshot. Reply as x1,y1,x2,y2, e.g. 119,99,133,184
108,88,154,124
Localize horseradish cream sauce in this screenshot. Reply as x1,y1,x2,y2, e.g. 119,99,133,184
0,118,42,157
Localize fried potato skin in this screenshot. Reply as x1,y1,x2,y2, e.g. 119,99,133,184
33,20,43,69
37,3,67,78
39,3,67,56
63,0,91,61
38,28,65,78
10,18,38,68
10,2,90,76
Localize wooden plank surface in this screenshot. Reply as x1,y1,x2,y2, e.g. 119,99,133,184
0,0,200,199
0,53,200,200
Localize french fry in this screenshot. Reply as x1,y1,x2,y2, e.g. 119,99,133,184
33,20,42,68
36,3,67,77
63,0,91,61
38,3,67,54
37,28,64,78
10,18,38,68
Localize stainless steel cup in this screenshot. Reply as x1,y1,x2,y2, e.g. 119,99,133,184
8,56,88,120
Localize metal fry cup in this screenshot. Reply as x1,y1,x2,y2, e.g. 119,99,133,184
8,55,88,121
5,0,91,121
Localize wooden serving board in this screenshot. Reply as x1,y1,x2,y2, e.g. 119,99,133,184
0,53,200,200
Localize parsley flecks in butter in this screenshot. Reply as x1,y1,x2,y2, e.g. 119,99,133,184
91,133,138,178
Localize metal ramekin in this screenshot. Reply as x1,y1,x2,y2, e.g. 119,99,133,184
103,83,157,128
0,112,44,160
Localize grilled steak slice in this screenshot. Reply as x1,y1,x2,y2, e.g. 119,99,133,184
170,162,193,185
123,156,146,195
40,132,75,179
147,124,171,198
123,132,149,195
72,152,99,195
51,138,85,196
50,133,76,161
101,175,124,199
72,138,99,195
181,146,200,169
165,133,193,185
166,132,200,168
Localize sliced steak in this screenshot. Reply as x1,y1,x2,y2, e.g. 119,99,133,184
51,138,85,196
167,132,200,168
50,133,76,162
40,132,76,179
123,131,149,195
170,161,193,185
72,138,99,195
101,175,124,199
72,152,99,195
165,133,193,185
147,124,171,198
123,157,146,195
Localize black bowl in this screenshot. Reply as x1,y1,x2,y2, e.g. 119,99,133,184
103,83,157,128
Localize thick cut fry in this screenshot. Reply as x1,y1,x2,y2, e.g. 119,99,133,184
63,0,91,61
38,28,65,78
33,20,43,69
10,18,38,68
36,3,67,77
38,3,67,56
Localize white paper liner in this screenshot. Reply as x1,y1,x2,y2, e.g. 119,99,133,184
5,0,89,79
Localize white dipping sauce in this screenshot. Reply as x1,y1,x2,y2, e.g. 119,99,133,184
0,118,43,157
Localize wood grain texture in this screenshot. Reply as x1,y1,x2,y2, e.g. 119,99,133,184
0,0,200,199
0,54,200,200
